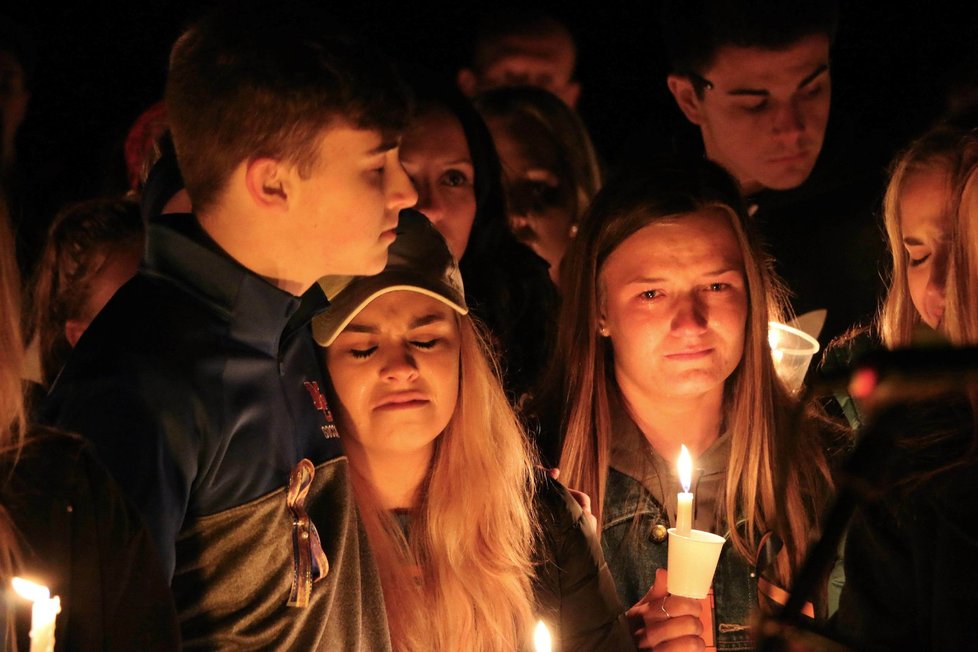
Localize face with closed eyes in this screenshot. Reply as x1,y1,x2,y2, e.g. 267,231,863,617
399,107,477,260
899,168,951,330
599,208,748,404
326,291,461,459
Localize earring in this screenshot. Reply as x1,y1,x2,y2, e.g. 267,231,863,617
569,223,579,238
598,325,610,337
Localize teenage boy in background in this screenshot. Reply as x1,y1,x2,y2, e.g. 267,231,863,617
44,2,416,647
662,0,885,346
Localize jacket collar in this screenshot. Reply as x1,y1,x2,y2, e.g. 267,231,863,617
143,213,329,355
608,388,730,510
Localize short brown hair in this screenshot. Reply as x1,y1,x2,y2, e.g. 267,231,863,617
165,1,409,213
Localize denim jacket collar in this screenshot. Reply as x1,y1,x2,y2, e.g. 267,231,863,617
607,389,731,533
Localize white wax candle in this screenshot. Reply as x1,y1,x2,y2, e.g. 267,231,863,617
12,578,61,652
30,596,60,652
533,620,552,652
676,444,693,536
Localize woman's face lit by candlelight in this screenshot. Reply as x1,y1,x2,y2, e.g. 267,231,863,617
599,208,748,403
899,168,951,330
326,291,461,459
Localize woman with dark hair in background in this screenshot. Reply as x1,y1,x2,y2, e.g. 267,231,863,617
398,69,557,400
28,197,143,387
476,85,602,287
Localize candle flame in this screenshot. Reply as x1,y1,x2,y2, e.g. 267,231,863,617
678,444,692,493
12,577,50,603
533,620,552,652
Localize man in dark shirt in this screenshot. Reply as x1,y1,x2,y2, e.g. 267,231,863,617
43,3,416,648
660,0,885,345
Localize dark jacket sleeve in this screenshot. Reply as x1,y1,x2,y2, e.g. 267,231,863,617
6,432,180,650
533,476,636,652
831,467,978,651
44,378,197,579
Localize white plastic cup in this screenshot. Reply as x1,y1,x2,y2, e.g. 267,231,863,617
666,528,726,599
768,321,820,393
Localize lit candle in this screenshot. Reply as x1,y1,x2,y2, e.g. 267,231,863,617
768,326,785,365
533,620,552,652
676,444,693,536
12,578,61,652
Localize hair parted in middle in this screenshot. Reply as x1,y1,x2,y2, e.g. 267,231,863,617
316,210,540,649
332,312,540,652
547,158,837,585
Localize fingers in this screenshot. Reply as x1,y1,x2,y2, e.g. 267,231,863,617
637,568,669,604
634,630,705,652
567,487,591,513
628,592,704,650
631,613,703,649
536,465,560,480
627,593,701,623
566,488,597,531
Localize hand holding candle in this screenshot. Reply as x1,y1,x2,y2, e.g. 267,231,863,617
12,578,61,652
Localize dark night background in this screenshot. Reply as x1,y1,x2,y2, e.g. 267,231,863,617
4,1,978,220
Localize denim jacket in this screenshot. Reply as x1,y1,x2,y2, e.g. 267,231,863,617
600,403,758,651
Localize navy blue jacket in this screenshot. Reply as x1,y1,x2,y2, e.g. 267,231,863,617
43,213,343,577
42,215,395,649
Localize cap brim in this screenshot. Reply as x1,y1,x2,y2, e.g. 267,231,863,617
313,274,468,347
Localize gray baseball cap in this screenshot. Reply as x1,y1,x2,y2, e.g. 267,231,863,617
312,210,468,347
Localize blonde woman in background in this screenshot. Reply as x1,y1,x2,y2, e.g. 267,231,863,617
831,126,978,649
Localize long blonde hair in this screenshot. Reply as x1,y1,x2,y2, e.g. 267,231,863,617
0,199,24,452
946,164,978,343
880,126,978,348
1,199,26,641
550,163,836,583
340,316,539,651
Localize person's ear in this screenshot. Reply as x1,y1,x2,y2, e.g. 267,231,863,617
64,318,88,348
560,81,581,109
457,68,479,97
244,158,289,209
597,301,610,338
667,74,705,126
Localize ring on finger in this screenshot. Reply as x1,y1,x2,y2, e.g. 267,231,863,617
660,595,672,619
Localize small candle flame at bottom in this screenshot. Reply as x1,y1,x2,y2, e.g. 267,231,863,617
534,620,552,652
